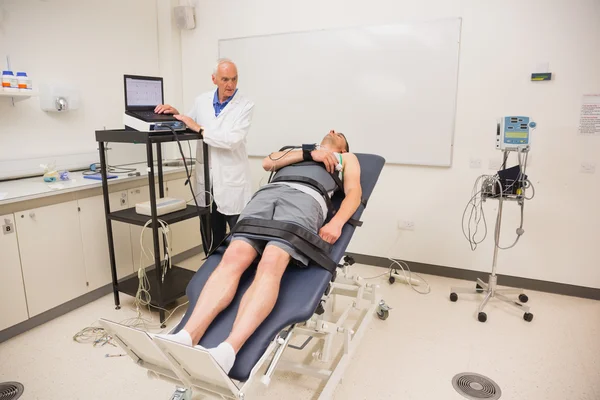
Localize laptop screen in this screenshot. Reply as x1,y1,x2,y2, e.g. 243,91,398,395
124,75,164,109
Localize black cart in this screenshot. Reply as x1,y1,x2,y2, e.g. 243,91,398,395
94,129,211,327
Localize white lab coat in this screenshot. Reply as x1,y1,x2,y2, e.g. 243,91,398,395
187,90,254,215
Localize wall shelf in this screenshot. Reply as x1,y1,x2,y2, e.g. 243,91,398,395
0,91,39,105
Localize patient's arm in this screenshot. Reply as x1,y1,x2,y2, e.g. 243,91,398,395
262,148,339,174
318,153,362,244
262,149,302,171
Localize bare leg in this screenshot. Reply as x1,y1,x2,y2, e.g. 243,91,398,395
182,240,257,344
225,244,290,353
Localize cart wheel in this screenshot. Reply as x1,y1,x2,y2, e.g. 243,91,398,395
115,305,121,310
478,312,487,323
388,276,395,284
161,324,166,329
377,309,389,320
519,294,529,303
523,312,534,322
450,292,458,302
476,284,483,293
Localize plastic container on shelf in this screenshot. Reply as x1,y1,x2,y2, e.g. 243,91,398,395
17,72,32,92
2,70,18,92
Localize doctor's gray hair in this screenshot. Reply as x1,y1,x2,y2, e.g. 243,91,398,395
213,58,236,75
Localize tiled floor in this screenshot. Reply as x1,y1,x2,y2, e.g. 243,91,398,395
0,257,598,399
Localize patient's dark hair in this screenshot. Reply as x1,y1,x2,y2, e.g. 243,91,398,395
339,132,349,152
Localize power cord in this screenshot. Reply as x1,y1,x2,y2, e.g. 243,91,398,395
168,126,214,255
524,179,536,200
462,175,497,250
84,158,138,175
139,218,172,284
119,218,172,331
73,295,190,353
178,131,215,249
99,219,184,333
462,148,532,252
362,232,431,295
266,146,303,184
73,324,115,347
388,258,431,295
268,146,297,161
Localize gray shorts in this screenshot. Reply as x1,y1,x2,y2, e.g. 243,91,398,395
231,184,325,266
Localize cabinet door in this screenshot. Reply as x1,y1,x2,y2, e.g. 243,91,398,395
166,178,202,255
0,214,29,331
128,185,163,270
78,192,134,291
15,201,87,317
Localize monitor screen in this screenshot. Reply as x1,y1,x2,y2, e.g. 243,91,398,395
505,131,528,139
125,76,163,107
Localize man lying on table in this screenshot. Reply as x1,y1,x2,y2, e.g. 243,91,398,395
157,130,362,374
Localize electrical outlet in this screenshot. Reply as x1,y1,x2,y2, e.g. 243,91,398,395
580,162,596,174
469,158,482,169
398,220,415,230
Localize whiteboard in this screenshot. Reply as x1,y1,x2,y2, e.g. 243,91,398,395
219,18,461,166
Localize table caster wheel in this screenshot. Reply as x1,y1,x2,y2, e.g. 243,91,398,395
376,300,391,320
377,309,389,320
478,312,487,322
389,276,395,284
115,305,121,310
519,294,529,303
160,324,166,329
523,312,534,322
476,284,483,293
450,292,458,302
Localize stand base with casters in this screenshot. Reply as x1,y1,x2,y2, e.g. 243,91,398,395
449,275,533,323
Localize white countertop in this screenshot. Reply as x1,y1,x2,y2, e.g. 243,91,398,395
0,162,190,206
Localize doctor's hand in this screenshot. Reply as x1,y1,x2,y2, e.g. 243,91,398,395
154,104,179,115
319,221,343,244
174,114,203,133
311,149,338,174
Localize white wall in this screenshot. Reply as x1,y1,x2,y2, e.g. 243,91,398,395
155,0,187,161
0,0,161,175
180,0,600,288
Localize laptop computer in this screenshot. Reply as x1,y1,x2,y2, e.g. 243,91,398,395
123,75,178,122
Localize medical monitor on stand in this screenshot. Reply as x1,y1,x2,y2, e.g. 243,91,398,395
451,116,537,323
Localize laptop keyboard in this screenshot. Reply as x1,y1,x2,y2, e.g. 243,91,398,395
136,111,175,120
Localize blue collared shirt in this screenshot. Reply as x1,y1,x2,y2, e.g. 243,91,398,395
213,89,238,117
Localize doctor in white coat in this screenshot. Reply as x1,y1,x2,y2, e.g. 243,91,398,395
155,59,254,252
